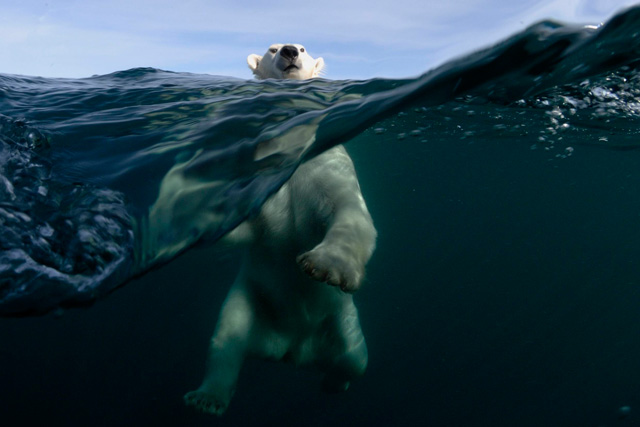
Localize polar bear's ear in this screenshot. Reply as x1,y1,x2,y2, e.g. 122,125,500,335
313,57,325,77
247,54,262,73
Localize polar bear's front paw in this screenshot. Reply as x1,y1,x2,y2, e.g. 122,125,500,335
184,388,230,416
297,245,364,293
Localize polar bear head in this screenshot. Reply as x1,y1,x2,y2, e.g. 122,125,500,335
247,44,325,80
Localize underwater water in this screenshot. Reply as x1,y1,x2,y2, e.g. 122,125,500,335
2,6,640,426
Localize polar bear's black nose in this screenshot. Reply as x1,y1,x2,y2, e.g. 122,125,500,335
280,45,298,61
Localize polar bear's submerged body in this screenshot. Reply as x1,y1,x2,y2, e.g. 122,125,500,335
184,44,376,415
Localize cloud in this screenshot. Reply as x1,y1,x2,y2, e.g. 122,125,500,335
0,0,635,79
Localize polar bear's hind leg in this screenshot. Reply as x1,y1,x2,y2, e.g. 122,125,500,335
184,283,254,415
321,306,368,393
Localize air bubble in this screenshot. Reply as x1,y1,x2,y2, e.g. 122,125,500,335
38,224,55,238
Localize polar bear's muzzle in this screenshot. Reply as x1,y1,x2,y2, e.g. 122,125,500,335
277,59,300,75
278,45,301,73
280,45,299,61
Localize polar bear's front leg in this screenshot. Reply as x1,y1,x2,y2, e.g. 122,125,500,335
295,148,376,293
184,284,253,415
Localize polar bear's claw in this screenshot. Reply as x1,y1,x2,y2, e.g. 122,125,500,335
184,389,229,416
297,248,362,293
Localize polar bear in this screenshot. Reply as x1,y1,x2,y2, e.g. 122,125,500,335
183,44,376,415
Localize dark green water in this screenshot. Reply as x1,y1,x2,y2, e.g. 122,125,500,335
2,7,640,426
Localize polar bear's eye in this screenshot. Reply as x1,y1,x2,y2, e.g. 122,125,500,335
300,48,305,53
269,48,277,54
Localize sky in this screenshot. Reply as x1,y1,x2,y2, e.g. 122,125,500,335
0,0,637,80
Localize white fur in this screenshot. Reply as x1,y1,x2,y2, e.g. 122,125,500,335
184,45,375,415
247,43,325,80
